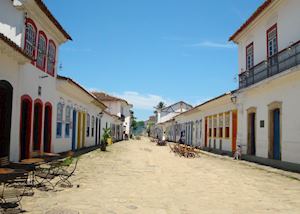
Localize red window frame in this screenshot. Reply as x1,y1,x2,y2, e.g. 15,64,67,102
246,42,254,70
36,31,48,71
24,18,37,64
266,24,278,58
47,40,56,76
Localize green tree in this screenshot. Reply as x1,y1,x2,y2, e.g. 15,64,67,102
130,110,138,131
156,101,166,110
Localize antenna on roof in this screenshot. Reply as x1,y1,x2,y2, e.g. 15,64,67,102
233,75,238,83
59,63,63,72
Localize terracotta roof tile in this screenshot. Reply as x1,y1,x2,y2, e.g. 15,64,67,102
229,0,273,42
92,92,129,105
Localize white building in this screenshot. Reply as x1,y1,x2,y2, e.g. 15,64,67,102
0,0,72,162
154,101,193,140
156,101,193,124
230,0,300,164
56,76,108,152
161,93,238,154
92,92,133,138
101,110,123,142
0,0,123,163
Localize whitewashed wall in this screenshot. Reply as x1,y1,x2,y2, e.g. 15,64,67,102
175,111,202,147
0,53,22,162
202,103,236,152
0,1,24,45
237,0,300,73
237,67,300,164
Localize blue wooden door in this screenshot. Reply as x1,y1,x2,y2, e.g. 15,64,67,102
95,118,98,145
72,110,77,151
273,109,280,160
250,113,256,155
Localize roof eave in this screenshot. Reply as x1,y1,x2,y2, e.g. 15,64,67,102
57,75,107,110
229,0,274,42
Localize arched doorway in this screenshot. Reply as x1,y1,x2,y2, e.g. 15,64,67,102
268,102,282,160
20,95,32,160
33,99,43,154
0,80,13,161
43,103,52,153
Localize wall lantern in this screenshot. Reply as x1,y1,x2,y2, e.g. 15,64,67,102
38,86,42,96
231,96,237,104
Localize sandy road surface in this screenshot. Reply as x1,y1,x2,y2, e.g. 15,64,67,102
22,138,300,214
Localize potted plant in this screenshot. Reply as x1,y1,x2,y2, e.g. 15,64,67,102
101,127,111,151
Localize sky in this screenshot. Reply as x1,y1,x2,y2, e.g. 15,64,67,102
44,0,263,121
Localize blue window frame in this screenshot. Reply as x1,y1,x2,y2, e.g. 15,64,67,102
65,106,71,138
56,103,63,138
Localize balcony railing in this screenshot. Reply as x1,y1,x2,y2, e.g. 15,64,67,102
239,41,300,89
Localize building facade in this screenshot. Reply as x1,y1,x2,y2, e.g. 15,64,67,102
0,0,126,163
93,92,133,138
153,101,193,140
162,93,238,154
230,0,300,164
0,0,72,162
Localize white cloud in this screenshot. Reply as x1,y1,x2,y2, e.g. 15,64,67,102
112,91,174,110
186,41,236,49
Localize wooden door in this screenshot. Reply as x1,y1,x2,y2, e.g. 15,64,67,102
33,101,43,153
205,118,208,147
95,118,98,145
82,113,86,147
43,104,52,153
232,111,238,153
273,109,281,160
0,81,13,159
77,112,81,149
20,96,32,160
72,110,77,150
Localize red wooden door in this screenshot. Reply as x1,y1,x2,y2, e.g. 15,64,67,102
232,111,238,153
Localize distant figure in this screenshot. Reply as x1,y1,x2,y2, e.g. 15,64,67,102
179,131,185,144
162,131,166,141
234,145,242,160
